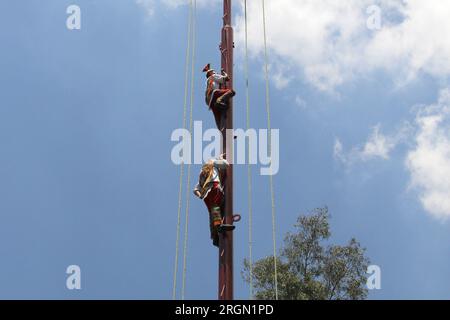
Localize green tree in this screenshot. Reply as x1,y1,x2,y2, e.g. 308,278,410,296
243,207,370,300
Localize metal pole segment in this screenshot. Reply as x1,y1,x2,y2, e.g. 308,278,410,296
218,0,234,301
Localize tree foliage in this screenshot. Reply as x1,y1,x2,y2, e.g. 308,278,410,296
243,207,370,300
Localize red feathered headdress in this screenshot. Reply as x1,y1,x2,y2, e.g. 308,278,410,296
202,63,214,77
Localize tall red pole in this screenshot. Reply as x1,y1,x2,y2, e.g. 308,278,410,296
219,0,234,300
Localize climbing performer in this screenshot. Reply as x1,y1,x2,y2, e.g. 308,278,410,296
193,154,235,247
202,63,236,132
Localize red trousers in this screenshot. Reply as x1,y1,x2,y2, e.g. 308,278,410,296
203,183,224,240
210,89,233,130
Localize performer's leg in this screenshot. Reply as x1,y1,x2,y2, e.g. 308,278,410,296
210,206,222,247
204,188,223,247
216,89,235,106
211,106,223,130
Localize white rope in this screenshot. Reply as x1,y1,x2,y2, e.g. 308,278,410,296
261,0,279,300
181,0,197,301
243,0,254,300
173,0,193,300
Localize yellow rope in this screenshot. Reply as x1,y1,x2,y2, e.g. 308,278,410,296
262,0,279,300
173,0,193,300
181,0,196,301
244,0,254,300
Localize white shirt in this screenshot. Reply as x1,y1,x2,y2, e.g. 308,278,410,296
193,159,229,199
206,73,227,91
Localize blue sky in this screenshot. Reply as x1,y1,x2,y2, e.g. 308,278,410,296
0,0,449,299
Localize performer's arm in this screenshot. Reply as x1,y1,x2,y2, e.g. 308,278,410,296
193,184,202,198
213,159,230,169
221,69,230,81
213,73,228,85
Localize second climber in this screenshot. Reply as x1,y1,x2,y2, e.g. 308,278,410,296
193,154,235,247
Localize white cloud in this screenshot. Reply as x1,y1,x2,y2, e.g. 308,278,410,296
334,124,406,165
334,90,450,220
294,96,307,109
361,125,397,160
333,138,345,163
138,1,450,92
136,0,156,16
406,89,450,219
272,65,293,90
234,0,450,92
